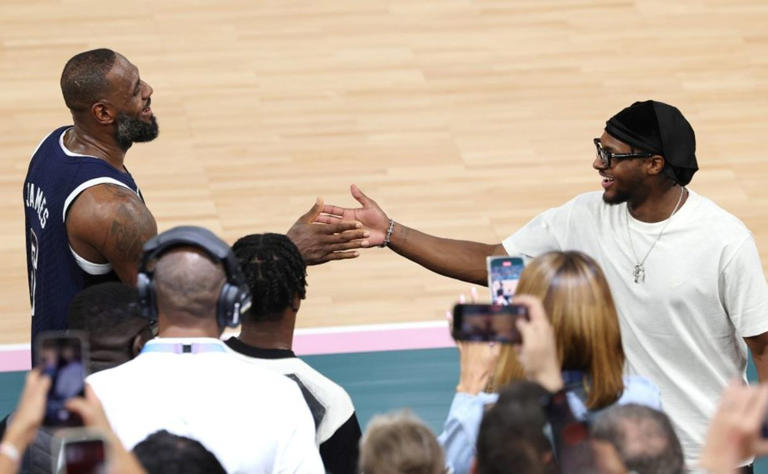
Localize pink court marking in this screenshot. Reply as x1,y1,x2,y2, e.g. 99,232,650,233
293,322,454,355
0,321,454,372
0,345,32,372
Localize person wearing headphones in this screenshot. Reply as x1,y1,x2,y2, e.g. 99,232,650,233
85,226,324,473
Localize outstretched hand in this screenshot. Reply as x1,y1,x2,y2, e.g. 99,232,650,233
314,185,390,247
286,197,371,265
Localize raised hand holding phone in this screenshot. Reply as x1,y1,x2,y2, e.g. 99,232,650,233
487,256,524,305
0,369,51,471
455,341,502,395
36,331,88,427
699,380,768,473
511,295,563,393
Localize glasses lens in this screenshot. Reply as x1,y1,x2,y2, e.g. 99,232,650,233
594,140,609,167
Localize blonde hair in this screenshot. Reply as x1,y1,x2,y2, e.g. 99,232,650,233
359,411,445,474
491,251,625,410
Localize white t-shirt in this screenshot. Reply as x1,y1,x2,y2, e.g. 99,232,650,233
223,339,358,446
502,190,768,466
87,338,324,474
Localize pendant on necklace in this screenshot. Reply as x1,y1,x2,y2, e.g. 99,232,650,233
633,264,645,284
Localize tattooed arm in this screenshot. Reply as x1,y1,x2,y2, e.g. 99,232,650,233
66,184,158,286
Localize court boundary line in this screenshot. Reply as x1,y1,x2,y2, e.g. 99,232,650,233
0,320,454,372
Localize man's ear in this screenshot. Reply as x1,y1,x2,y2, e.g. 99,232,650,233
91,101,116,125
646,154,666,176
471,457,478,474
291,293,302,313
131,325,153,358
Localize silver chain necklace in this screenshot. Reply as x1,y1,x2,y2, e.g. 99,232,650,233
626,187,686,283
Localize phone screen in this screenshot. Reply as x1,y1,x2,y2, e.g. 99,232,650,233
64,438,106,474
487,256,525,305
452,303,529,344
36,332,87,427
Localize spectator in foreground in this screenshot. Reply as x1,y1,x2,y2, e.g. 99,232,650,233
133,430,225,474
439,251,661,473
85,226,323,473
473,299,628,474
228,233,361,473
473,380,556,474
359,411,444,474
591,404,684,474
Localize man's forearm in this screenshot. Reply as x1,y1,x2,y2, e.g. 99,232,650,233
745,335,768,383
387,222,503,286
752,352,768,383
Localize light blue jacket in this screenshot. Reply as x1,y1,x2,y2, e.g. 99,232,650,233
437,375,662,474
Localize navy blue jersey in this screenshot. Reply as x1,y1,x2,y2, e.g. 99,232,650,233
23,126,144,346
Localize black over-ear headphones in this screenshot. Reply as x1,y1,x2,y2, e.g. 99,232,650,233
136,226,252,328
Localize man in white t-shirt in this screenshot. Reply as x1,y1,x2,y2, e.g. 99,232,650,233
86,226,324,473
320,101,768,468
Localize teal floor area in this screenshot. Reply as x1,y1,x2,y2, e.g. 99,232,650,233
1,347,765,472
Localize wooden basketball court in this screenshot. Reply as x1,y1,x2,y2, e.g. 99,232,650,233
1,0,767,346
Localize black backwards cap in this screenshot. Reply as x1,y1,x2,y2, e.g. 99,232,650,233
605,100,698,186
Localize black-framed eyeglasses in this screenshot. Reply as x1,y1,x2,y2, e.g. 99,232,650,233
593,138,654,168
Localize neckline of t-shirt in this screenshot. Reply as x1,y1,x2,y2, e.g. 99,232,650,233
624,188,700,232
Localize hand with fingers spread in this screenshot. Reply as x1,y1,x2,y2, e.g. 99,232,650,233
699,380,768,473
286,197,371,265
512,295,563,393
315,184,390,247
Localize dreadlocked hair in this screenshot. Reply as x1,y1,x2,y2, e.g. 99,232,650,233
232,233,307,322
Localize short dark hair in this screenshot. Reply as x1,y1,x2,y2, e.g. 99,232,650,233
590,404,684,474
60,48,117,112
68,282,143,331
475,381,554,474
132,430,226,474
67,282,152,372
232,233,307,322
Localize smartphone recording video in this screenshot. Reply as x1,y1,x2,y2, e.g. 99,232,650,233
55,429,108,474
36,331,88,427
487,256,524,305
452,303,529,344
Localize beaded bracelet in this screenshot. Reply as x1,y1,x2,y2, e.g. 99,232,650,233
383,219,395,247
